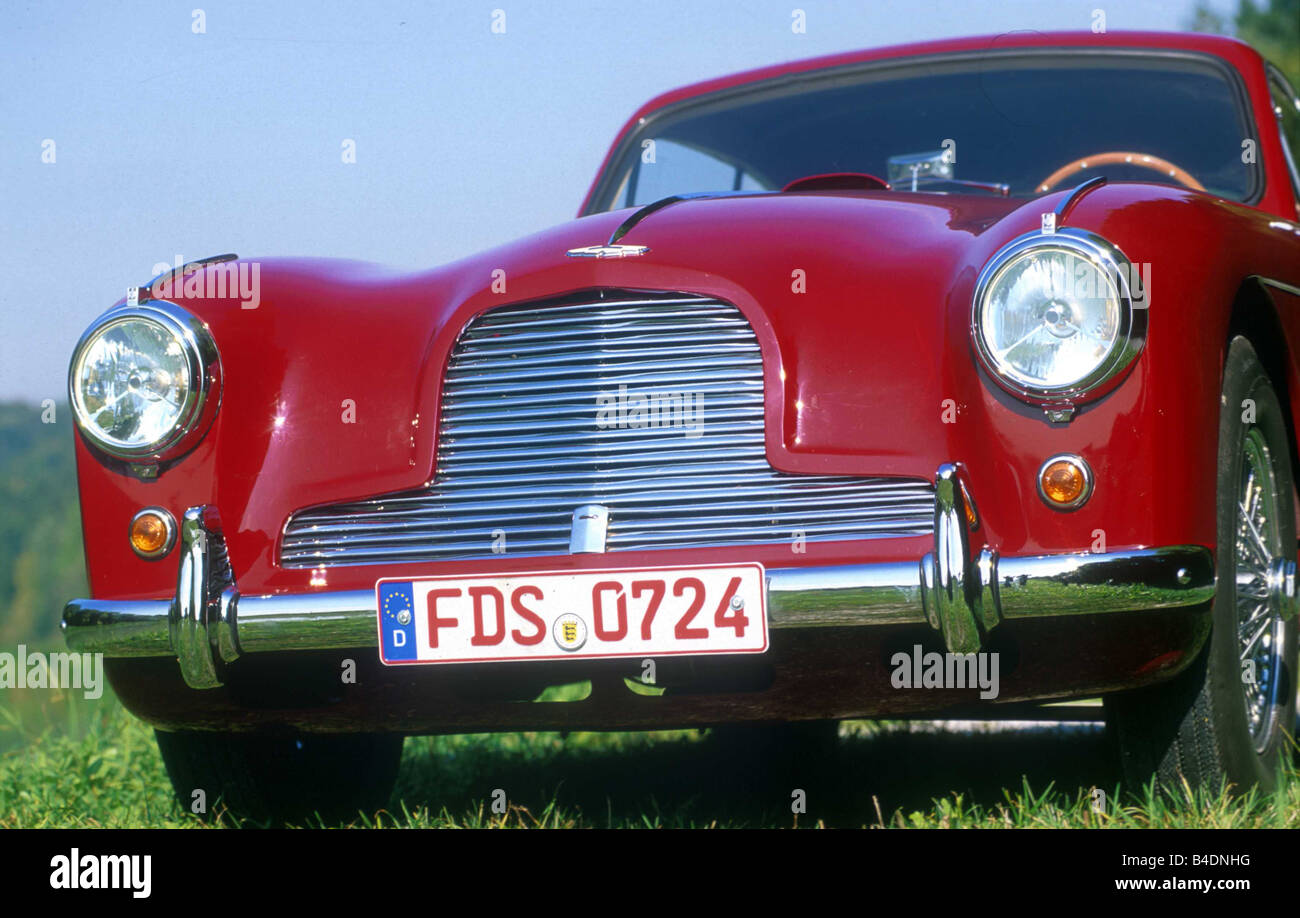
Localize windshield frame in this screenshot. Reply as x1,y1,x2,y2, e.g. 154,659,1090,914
581,46,1264,215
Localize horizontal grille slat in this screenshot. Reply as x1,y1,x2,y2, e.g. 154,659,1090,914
445,398,761,427
459,328,757,357
291,485,933,528
465,304,743,331
443,368,762,399
449,342,759,372
438,413,759,439
284,496,935,536
444,389,760,417
442,354,759,385
281,291,933,567
293,495,934,531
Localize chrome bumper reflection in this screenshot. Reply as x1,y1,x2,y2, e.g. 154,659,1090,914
63,516,1215,692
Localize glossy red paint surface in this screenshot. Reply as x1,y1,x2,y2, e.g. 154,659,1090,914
73,32,1300,608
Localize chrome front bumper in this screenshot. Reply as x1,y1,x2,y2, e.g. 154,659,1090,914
62,464,1226,691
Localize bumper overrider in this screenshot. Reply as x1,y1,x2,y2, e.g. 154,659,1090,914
62,464,1241,691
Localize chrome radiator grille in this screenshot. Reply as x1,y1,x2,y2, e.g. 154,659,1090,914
280,292,934,567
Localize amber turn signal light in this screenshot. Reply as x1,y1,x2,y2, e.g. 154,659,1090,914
1037,455,1093,510
129,507,176,559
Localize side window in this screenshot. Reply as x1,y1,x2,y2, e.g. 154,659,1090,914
1269,70,1300,207
625,139,759,206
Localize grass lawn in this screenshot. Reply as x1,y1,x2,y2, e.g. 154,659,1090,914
1,687,1297,828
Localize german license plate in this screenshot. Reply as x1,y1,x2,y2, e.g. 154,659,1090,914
375,563,767,665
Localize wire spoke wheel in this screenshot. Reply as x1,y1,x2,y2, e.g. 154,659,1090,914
1234,428,1285,752
1106,337,1297,797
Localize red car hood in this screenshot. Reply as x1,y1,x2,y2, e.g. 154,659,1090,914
454,189,1023,308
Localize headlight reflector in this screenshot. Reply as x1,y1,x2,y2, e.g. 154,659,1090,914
70,303,219,460
74,318,190,450
972,229,1143,402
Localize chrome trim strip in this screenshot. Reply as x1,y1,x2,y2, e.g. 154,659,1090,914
1268,63,1300,117
1266,62,1300,201
1257,276,1300,298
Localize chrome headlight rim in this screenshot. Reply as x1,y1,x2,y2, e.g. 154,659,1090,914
68,300,221,461
971,228,1146,404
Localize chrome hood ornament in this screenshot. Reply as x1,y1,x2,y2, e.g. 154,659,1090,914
566,243,649,258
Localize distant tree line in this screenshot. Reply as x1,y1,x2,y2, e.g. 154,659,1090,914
0,402,87,648
1194,0,1300,149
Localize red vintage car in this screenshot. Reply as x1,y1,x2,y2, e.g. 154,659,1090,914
64,30,1300,820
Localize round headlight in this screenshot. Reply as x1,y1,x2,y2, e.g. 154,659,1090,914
972,229,1144,402
70,303,219,460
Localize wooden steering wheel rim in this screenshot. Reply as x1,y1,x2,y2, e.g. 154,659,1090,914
1037,151,1205,193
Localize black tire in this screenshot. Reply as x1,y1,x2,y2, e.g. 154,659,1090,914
155,730,404,824
1107,336,1298,796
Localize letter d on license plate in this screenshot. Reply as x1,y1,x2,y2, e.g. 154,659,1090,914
375,563,767,665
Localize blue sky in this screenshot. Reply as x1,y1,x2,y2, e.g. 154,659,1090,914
0,0,1229,400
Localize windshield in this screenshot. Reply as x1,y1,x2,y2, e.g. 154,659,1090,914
587,51,1260,211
